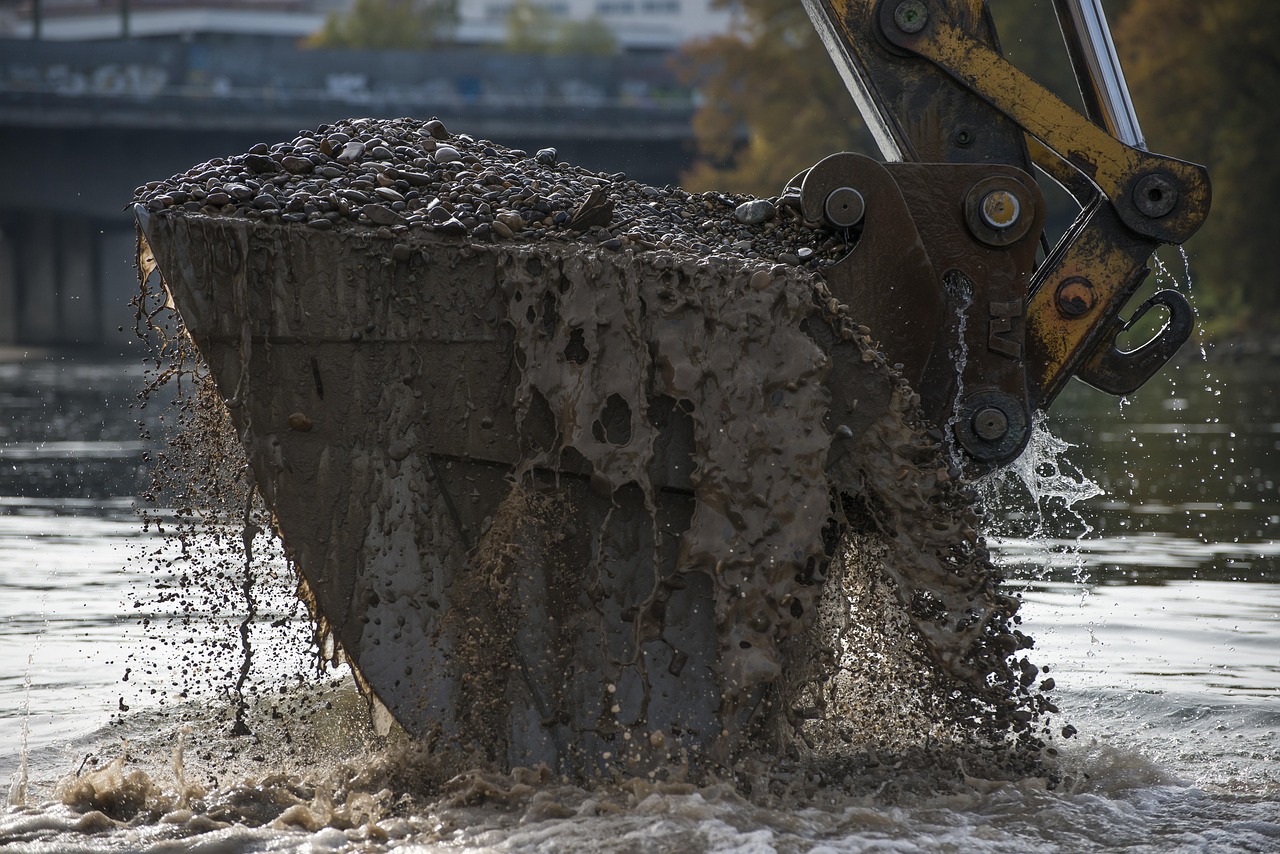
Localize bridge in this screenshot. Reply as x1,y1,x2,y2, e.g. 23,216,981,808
0,37,701,348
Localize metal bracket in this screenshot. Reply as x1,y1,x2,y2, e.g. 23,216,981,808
1076,289,1194,396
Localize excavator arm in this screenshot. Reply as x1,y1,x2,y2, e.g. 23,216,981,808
800,0,1210,466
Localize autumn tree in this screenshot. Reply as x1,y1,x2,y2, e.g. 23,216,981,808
677,0,1085,196
675,0,870,197
679,0,1265,327
305,0,459,50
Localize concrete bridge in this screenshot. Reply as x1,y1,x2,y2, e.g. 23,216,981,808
0,38,700,348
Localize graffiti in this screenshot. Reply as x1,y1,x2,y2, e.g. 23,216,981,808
0,52,695,113
2,63,170,99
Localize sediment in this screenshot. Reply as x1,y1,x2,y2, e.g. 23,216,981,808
133,115,1054,780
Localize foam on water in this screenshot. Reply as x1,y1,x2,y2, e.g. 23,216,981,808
5,656,32,808
2,679,1277,854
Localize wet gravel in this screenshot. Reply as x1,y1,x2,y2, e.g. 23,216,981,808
132,116,854,269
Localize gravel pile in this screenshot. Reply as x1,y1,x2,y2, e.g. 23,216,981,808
133,116,854,269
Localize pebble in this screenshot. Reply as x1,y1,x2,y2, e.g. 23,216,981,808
363,204,404,227
281,156,313,175
337,141,366,163
133,116,854,270
734,199,776,225
244,153,279,174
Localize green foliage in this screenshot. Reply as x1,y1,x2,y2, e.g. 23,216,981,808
305,0,459,50
504,0,618,56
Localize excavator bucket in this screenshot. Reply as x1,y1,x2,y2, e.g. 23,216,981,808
134,118,1041,776
132,0,1206,778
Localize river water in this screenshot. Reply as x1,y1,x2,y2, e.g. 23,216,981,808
1,347,1276,852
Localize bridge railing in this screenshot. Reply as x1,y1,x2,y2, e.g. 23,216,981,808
0,38,698,135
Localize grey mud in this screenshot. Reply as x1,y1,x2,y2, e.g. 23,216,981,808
131,117,1057,785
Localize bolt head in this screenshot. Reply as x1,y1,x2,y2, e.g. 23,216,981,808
894,0,928,34
972,406,1009,442
1055,277,1096,318
1133,172,1178,218
979,189,1021,230
824,186,866,229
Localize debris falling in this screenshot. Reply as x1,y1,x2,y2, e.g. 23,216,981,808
132,116,1057,782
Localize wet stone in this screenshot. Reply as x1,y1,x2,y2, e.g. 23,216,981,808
363,204,404,227
244,153,280,174
337,141,366,163
433,146,461,165
735,199,776,225
437,217,468,236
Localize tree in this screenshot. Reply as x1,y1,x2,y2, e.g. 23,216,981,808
503,0,618,56
1114,0,1280,325
675,0,1073,197
305,0,459,51
679,0,1271,328
675,0,870,197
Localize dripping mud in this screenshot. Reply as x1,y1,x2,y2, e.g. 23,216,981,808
7,116,1081,845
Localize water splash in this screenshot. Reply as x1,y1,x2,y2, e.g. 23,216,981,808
6,655,32,807
977,413,1102,583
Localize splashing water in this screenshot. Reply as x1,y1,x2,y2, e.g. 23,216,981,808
976,413,1103,583
5,655,32,807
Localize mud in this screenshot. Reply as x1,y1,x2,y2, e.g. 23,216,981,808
131,118,1054,782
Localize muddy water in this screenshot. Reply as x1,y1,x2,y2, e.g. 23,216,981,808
1,353,1278,852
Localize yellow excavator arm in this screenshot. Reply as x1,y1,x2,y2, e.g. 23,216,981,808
800,0,1210,466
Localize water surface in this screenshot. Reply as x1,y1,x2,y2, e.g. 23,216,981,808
1,353,1276,852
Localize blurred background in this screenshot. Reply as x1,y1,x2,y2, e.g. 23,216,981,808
1,0,1275,352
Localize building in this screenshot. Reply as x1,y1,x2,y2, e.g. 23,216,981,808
456,1,735,50
0,0,737,50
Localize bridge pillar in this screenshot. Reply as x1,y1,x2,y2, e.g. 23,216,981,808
61,216,100,344
0,212,132,348
0,225,14,345
17,213,60,345
100,226,139,344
